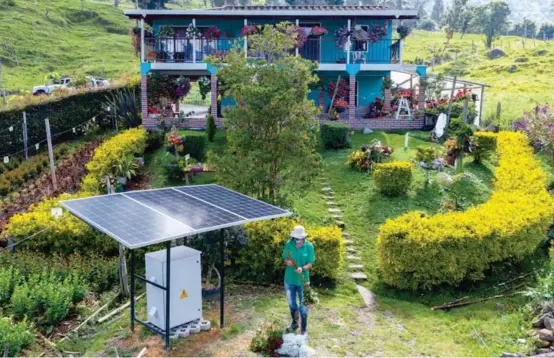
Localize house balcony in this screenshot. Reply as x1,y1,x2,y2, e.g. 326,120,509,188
142,36,404,71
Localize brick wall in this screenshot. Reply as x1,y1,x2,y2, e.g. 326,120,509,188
159,116,225,130
210,74,218,119
141,75,157,130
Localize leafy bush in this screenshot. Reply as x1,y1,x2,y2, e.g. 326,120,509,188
415,146,443,165
146,130,165,151
373,162,413,196
320,122,351,150
0,85,138,155
473,131,497,163
82,128,147,193
206,114,217,143
513,104,554,159
0,252,118,294
377,132,554,290
0,317,34,357
182,131,207,161
426,101,477,122
5,193,117,256
235,218,344,284
11,271,87,325
103,87,141,129
250,321,284,356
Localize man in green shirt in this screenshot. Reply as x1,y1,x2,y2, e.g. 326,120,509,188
282,225,315,335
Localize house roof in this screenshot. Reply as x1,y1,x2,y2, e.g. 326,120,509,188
123,5,419,21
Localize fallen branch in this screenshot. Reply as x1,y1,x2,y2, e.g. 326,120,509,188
98,293,145,323
136,347,148,358
36,333,56,349
497,270,538,287
431,292,522,311
61,295,118,342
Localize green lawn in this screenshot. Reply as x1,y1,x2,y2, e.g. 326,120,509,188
61,128,550,357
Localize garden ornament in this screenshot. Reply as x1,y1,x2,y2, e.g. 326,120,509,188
434,113,448,138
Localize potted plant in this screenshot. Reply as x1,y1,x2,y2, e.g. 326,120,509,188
329,107,339,121
334,26,350,48
185,23,200,39
158,26,175,38
112,155,139,186
333,98,349,113
311,25,328,37
204,26,221,41
397,25,412,40
443,139,458,166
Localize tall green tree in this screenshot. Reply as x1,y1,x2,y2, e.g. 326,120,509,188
206,23,320,204
509,19,537,38
138,0,167,9
444,0,474,38
471,1,511,48
431,0,444,23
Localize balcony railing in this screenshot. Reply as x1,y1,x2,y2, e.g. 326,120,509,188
143,35,401,65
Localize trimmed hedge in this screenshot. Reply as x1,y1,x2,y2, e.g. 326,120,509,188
0,85,138,156
82,128,147,193
235,218,344,284
373,161,413,196
377,132,554,290
5,193,116,256
182,131,207,162
320,122,351,150
473,131,497,163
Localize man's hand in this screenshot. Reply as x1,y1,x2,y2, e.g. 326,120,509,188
284,259,294,267
295,267,303,274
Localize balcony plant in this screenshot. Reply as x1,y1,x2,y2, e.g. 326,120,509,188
334,26,350,48
333,98,349,113
204,26,221,41
158,26,175,38
367,24,388,43
185,23,200,39
294,26,307,48
396,25,412,40
241,25,258,36
311,25,328,37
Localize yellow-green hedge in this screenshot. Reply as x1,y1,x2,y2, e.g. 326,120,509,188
374,161,413,196
5,193,117,256
82,128,147,193
235,218,344,284
377,132,554,290
473,131,497,163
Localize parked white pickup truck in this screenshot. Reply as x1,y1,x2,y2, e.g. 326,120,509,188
32,76,71,95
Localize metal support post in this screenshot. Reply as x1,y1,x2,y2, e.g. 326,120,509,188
244,19,248,58
22,112,28,160
192,18,197,64
130,249,135,332
165,241,171,351
220,229,225,328
346,19,351,64
295,19,299,56
44,118,57,190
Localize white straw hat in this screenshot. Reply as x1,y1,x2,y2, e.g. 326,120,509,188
290,225,308,239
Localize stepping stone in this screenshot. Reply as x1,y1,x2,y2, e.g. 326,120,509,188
351,272,368,280
356,285,377,308
322,195,334,199
336,221,346,228
327,201,337,206
342,232,350,237
347,255,361,261
321,187,333,192
344,239,354,245
346,246,357,253
328,208,341,213
331,215,343,220
320,182,331,186
349,264,364,270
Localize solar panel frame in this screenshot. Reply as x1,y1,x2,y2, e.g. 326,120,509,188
60,185,292,249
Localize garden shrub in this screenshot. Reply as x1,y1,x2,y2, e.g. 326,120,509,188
320,122,351,150
0,85,139,156
0,317,34,357
377,132,554,290
206,114,217,143
235,218,344,284
82,127,147,193
373,162,413,196
5,193,117,256
473,131,497,163
182,131,207,161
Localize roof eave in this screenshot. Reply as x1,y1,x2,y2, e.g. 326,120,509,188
123,9,419,19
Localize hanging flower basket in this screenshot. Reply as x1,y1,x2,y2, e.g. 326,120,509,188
366,24,388,43
311,25,328,37
204,26,221,41
334,26,350,48
241,25,259,36
397,25,412,40
294,26,307,48
185,23,200,39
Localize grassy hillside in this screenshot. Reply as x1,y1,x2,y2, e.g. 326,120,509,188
404,30,554,127
0,0,138,91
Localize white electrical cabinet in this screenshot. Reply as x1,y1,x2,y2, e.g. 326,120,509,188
145,246,202,330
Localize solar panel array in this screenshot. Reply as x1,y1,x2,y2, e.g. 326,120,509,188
61,185,291,249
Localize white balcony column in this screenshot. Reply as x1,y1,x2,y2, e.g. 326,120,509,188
295,19,299,56
244,19,248,58
346,19,351,64
140,18,145,63
192,18,197,63
399,39,403,64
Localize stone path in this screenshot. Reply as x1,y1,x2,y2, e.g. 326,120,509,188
318,176,368,282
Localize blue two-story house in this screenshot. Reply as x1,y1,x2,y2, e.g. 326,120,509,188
124,5,427,130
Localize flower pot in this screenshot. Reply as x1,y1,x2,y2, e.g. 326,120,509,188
336,107,346,114
117,176,127,185
444,154,456,166
136,157,145,167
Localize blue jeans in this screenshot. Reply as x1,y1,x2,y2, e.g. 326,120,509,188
285,283,308,333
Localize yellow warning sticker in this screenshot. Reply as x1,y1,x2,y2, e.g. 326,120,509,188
180,289,188,299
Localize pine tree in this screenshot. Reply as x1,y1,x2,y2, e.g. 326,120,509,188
431,0,444,23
